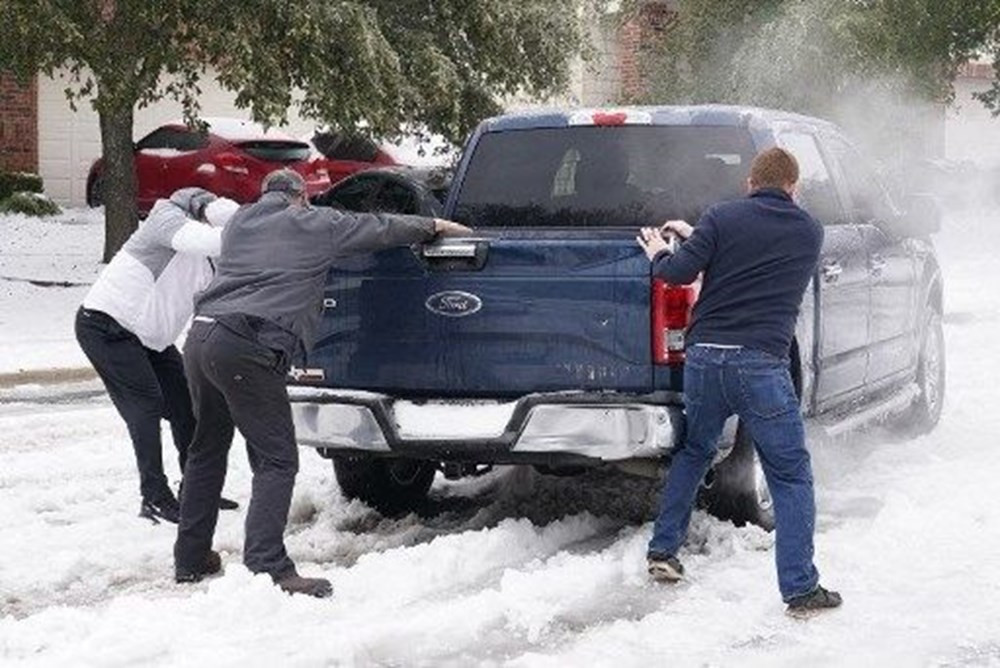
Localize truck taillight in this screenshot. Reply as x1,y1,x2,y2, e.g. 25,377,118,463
652,279,695,366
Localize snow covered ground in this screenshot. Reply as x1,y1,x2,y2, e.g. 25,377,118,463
1,207,999,666
0,208,103,375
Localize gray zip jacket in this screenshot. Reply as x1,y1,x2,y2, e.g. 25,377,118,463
195,192,437,351
84,188,225,351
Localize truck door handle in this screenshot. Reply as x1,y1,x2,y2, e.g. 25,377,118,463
821,261,843,283
422,242,478,258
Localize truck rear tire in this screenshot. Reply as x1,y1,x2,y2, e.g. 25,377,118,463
332,455,436,515
700,424,775,530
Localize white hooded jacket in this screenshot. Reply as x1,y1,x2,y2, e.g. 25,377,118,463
83,188,239,351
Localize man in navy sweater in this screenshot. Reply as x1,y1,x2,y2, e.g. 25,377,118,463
636,147,841,616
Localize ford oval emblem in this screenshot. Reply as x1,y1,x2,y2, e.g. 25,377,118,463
425,291,483,318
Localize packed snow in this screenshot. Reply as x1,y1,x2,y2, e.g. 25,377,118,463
1,205,999,667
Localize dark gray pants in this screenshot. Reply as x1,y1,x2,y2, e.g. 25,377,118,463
75,307,194,503
174,316,298,579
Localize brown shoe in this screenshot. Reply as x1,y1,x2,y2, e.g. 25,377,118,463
275,574,333,598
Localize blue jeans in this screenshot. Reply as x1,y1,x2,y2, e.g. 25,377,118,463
648,346,820,601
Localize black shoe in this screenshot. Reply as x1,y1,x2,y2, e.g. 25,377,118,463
139,495,180,524
786,585,843,618
175,550,223,584
647,554,685,582
275,573,333,599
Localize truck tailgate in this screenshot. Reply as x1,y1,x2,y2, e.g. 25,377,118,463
304,232,652,397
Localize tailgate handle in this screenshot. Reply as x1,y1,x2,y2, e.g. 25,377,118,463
422,242,478,258
415,239,489,271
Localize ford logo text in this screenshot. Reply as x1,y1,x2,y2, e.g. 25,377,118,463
425,291,483,318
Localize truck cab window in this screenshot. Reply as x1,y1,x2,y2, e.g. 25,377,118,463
825,138,897,224
778,132,843,225
454,126,754,228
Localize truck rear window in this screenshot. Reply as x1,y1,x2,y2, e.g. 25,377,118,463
453,126,756,227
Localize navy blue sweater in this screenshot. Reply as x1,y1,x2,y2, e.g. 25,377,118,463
652,188,824,358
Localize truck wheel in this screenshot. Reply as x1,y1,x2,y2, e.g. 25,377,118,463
700,424,775,531
332,455,436,515
898,309,946,435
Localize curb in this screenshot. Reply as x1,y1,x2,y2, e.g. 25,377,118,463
0,275,94,288
0,367,97,388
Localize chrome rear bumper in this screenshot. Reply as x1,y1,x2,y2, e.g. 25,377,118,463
288,387,683,462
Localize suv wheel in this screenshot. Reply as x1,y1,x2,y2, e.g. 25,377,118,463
898,309,946,434
700,424,775,531
86,172,104,208
332,455,436,515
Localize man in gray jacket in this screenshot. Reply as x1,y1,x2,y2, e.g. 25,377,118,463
174,169,471,596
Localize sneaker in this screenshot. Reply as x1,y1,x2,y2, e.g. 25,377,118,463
786,585,842,618
647,554,685,583
139,495,180,524
175,550,223,584
275,573,333,599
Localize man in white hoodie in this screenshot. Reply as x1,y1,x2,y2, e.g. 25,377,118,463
75,188,240,524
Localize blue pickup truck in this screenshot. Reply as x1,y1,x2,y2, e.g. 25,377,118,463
287,105,945,528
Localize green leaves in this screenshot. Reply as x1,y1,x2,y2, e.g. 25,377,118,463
0,0,588,141
634,0,1000,116
0,0,589,259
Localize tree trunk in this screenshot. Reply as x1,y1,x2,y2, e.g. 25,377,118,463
98,102,138,263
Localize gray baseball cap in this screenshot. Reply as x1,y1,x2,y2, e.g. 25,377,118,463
261,169,306,196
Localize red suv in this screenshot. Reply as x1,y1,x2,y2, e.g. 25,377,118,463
86,117,331,214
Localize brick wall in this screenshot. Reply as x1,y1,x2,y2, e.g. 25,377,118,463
0,73,38,173
617,1,676,102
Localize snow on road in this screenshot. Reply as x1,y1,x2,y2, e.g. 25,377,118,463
1,209,999,666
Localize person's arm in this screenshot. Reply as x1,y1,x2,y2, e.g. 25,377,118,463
327,209,471,255
639,213,717,284
142,197,223,257
170,221,222,257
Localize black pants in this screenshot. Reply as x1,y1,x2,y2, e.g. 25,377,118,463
74,307,195,502
174,316,298,579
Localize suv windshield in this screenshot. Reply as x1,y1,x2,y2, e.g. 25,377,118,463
454,125,756,228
